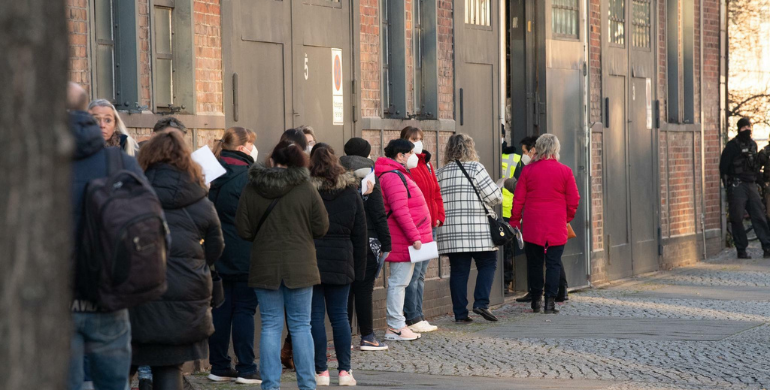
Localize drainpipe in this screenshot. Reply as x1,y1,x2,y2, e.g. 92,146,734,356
583,0,592,280
700,0,707,260
500,0,506,154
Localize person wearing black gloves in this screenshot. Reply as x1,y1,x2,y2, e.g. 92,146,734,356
719,117,770,258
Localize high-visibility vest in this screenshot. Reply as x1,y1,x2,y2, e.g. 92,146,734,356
502,153,521,219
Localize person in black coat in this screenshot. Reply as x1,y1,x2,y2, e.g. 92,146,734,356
131,130,225,390
206,127,262,384
339,138,392,351
308,144,367,386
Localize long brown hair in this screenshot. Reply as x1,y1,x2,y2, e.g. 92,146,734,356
212,127,256,158
138,130,206,188
310,143,345,184
400,126,423,141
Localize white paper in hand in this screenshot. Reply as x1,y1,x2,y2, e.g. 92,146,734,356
361,169,375,195
408,241,439,263
191,145,227,184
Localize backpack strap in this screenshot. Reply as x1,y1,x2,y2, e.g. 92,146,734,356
378,170,410,218
105,147,124,175
255,197,281,235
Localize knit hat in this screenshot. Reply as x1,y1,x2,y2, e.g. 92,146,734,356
344,137,372,158
737,117,752,131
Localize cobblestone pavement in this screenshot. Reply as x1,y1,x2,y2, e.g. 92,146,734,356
188,247,770,389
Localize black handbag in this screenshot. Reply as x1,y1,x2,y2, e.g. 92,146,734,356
454,160,515,246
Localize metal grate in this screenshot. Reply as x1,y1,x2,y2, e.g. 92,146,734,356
465,0,491,26
632,0,651,48
553,0,579,39
609,0,626,46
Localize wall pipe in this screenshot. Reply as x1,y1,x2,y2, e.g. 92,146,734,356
700,0,707,259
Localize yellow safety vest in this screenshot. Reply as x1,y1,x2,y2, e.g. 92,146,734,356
502,153,521,219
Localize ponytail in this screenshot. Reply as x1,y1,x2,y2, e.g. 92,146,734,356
213,127,256,158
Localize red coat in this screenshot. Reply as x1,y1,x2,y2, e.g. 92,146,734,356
374,157,434,263
410,151,445,227
510,159,580,247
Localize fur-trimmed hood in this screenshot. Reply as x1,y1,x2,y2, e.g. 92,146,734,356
310,172,358,200
248,163,310,199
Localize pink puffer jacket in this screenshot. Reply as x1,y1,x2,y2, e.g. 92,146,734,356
374,157,433,262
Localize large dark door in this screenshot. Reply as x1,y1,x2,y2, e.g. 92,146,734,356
455,0,503,305
602,0,657,279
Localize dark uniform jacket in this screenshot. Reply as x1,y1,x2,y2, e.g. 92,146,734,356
720,134,760,183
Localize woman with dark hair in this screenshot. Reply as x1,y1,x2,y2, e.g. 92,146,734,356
206,127,262,384
130,130,224,390
399,126,444,333
236,141,329,390
374,139,433,342
308,144,366,386
436,133,502,323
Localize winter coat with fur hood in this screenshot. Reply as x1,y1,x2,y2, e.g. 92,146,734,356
339,155,392,252
236,164,329,290
311,172,368,285
374,157,433,263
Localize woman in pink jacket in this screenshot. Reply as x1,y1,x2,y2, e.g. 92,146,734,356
374,139,433,341
510,134,580,315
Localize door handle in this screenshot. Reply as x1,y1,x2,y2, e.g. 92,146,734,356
604,98,610,128
233,73,239,122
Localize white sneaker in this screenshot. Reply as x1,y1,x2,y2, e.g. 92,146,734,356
338,370,357,386
384,326,421,341
408,320,438,333
316,371,331,386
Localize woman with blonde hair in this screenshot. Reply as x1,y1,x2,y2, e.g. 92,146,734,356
88,99,139,155
436,134,503,323
510,134,579,314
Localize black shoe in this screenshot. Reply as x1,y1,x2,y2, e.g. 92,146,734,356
236,371,263,385
455,317,474,324
764,250,770,259
208,368,239,382
555,291,569,302
544,297,559,314
738,251,751,259
473,307,499,322
138,378,152,390
531,297,542,313
516,292,533,303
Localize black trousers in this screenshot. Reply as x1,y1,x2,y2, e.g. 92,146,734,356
131,365,183,390
521,247,567,295
728,182,770,251
347,249,379,337
525,243,565,298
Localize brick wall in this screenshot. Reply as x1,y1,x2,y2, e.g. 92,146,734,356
437,0,454,119
194,0,224,115
360,0,381,118
591,132,603,251
138,0,151,109
589,0,601,123
68,0,90,94
702,0,722,233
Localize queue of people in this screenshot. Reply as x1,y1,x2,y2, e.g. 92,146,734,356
66,82,580,390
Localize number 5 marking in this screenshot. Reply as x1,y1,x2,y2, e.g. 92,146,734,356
304,54,309,80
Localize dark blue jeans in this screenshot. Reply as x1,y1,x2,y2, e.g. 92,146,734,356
209,280,258,376
448,251,498,320
311,283,352,373
525,243,565,298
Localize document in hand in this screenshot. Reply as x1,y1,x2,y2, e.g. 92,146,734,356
408,241,439,263
191,145,227,184
513,227,524,250
361,169,376,195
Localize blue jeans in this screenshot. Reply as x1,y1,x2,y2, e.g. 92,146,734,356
68,310,132,390
255,283,315,390
404,259,430,325
448,251,498,320
209,280,259,375
311,284,352,373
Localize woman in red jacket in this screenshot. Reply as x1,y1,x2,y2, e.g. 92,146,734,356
400,126,445,333
510,134,580,315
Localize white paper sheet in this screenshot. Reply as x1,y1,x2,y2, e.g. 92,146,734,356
408,241,438,263
191,145,227,184
361,169,376,195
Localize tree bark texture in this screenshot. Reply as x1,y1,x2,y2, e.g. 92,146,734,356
0,1,73,389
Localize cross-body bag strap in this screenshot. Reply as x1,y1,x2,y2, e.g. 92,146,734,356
454,160,491,216
255,197,281,235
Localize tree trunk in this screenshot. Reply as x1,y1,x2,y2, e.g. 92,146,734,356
0,1,72,389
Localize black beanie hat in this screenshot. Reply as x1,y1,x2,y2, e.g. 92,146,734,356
737,117,752,130
344,137,372,158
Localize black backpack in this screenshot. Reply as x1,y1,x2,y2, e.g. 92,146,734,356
76,148,169,311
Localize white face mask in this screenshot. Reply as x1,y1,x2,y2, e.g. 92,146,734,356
521,154,532,165
305,145,313,154
406,153,419,169
501,138,505,144
249,145,259,162
412,140,424,154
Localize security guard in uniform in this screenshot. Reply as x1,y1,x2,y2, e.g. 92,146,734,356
501,128,521,293
719,117,770,258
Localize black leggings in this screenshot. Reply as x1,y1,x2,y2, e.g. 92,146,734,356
131,365,183,390
347,250,379,336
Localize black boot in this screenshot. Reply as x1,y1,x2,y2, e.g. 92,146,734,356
556,284,569,302
531,296,542,313
764,249,770,259
544,297,559,314
516,292,533,303
738,250,751,259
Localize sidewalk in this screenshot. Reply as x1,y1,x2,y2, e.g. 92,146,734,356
187,246,770,390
